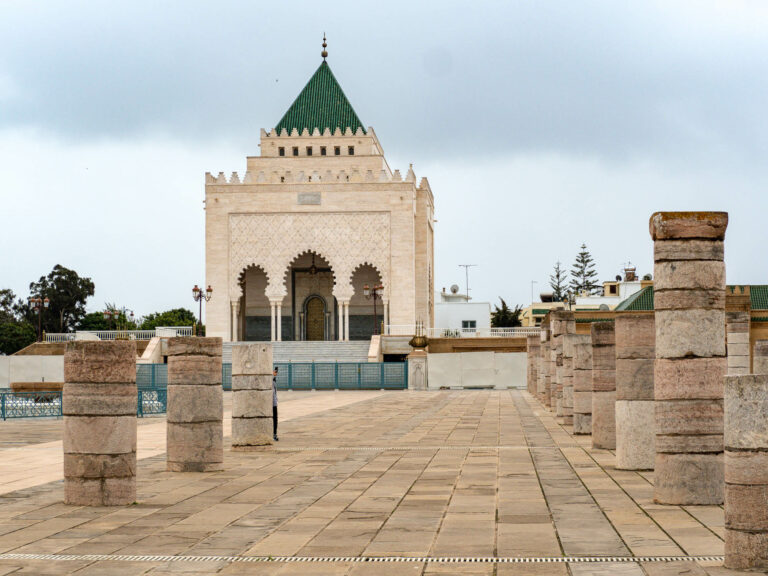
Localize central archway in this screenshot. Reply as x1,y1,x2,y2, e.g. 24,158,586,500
304,296,326,341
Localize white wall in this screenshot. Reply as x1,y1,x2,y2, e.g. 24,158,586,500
427,351,526,389
434,302,491,330
0,356,65,388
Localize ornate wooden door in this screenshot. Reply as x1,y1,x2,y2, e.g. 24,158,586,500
306,297,325,341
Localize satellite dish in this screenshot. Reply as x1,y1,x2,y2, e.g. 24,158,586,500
450,284,460,294
599,304,610,311
615,275,622,282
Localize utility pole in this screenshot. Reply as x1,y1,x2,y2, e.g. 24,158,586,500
458,264,477,301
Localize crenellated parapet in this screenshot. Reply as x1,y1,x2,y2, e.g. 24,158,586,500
205,166,421,187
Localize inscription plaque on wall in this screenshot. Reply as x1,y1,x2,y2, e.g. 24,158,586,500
298,193,321,205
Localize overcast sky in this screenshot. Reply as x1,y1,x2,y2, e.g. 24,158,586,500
1,0,767,319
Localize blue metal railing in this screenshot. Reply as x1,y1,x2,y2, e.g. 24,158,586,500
137,389,167,417
1,390,63,420
273,361,408,390
1,361,407,421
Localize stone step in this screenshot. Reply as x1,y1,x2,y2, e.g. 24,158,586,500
223,341,370,364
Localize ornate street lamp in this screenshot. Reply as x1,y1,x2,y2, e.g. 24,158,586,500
28,297,50,342
363,283,384,335
192,285,213,336
563,291,574,311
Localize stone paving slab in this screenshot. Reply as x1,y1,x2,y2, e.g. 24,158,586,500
0,390,734,575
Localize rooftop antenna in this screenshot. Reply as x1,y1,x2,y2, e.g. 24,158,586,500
458,264,477,301
321,33,328,61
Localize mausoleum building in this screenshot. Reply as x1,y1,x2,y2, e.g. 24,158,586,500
205,48,435,342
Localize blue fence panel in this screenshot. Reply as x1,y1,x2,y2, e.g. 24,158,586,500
337,363,361,389
1,390,62,420
222,363,232,391
137,364,167,389
383,362,408,389
291,364,313,390
137,389,167,417
313,364,337,389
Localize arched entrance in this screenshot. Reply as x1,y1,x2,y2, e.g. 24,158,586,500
304,296,326,341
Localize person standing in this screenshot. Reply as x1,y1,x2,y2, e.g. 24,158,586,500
272,366,279,441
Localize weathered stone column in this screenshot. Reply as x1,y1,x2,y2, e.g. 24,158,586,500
538,328,551,406
571,334,593,435
651,211,728,505
591,322,616,450
166,337,223,472
724,374,768,570
615,313,655,470
526,335,540,396
232,343,274,446
754,341,768,374
550,310,575,417
63,341,137,506
726,287,751,376
562,334,582,427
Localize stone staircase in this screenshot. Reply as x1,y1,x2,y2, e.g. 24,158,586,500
223,341,370,364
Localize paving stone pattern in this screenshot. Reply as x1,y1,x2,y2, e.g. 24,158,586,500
0,390,738,575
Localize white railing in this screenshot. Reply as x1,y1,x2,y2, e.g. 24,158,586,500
384,325,541,338
45,326,194,343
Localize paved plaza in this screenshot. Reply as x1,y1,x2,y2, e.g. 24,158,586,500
0,390,745,575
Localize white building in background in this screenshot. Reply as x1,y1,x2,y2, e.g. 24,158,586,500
433,285,491,335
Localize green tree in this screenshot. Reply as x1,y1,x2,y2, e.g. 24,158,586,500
77,312,111,331
569,244,600,295
0,288,37,354
549,261,567,301
22,265,95,333
491,298,523,328
0,322,36,355
140,308,197,330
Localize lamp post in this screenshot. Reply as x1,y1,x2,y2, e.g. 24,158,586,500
28,297,50,342
363,283,384,335
563,291,574,311
192,285,213,336
103,308,135,337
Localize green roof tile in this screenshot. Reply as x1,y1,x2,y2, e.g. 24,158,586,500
615,286,654,311
275,61,365,135
749,286,768,310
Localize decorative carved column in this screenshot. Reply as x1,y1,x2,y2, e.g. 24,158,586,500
338,301,344,341
230,300,239,342
270,303,276,342
344,302,350,342
277,304,282,342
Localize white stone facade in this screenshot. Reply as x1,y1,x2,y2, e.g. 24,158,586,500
205,128,434,342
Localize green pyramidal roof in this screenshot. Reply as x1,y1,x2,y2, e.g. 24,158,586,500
275,61,366,135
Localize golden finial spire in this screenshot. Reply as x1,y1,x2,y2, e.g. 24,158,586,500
321,33,328,60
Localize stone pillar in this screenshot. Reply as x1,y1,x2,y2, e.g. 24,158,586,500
383,301,389,332
277,304,282,342
726,287,751,376
63,341,137,506
269,303,276,341
571,334,593,435
230,300,239,342
407,349,428,390
550,310,575,417
615,313,655,470
724,374,768,570
591,322,616,450
344,302,350,342
651,211,728,505
562,334,580,427
526,335,540,396
754,341,768,374
166,337,223,472
232,343,273,447
538,328,550,406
